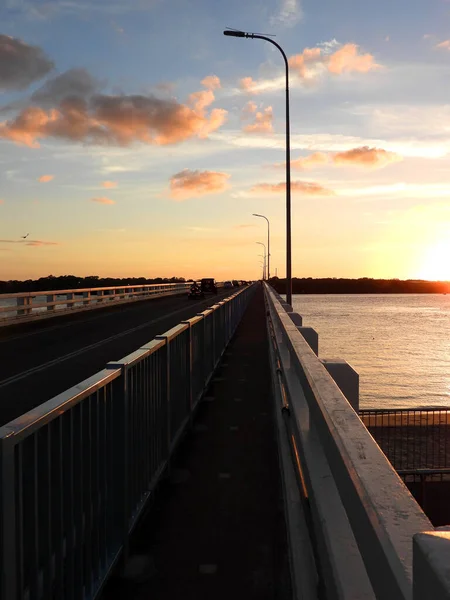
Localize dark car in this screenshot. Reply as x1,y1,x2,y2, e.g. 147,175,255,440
201,278,218,295
232,280,240,287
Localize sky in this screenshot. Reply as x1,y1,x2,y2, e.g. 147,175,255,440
2,0,450,281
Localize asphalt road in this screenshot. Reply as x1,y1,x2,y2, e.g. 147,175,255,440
0,289,235,427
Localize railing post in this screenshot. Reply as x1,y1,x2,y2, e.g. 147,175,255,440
83,291,90,305
46,293,55,311
66,292,74,308
17,296,32,316
181,322,193,420
1,441,17,599
155,336,171,463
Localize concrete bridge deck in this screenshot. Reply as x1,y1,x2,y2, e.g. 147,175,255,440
0,288,234,426
101,286,295,600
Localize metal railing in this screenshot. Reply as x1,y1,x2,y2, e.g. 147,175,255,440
0,283,255,600
360,408,450,473
264,283,447,600
0,282,221,326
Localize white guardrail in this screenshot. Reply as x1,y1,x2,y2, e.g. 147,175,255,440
0,282,225,326
0,283,256,600
264,283,449,600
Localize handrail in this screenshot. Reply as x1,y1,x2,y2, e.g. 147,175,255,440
0,282,256,599
0,281,226,326
264,283,436,600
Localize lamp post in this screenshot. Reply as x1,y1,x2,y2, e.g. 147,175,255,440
258,254,266,280
256,242,266,280
253,213,270,280
225,29,292,304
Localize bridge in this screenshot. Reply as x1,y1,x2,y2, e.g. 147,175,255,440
0,282,449,599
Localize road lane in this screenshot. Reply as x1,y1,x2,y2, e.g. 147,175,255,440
0,289,235,426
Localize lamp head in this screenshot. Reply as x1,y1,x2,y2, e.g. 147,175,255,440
223,30,246,37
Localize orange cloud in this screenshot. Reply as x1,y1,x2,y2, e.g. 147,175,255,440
169,169,230,200
251,180,335,196
38,174,54,182
436,40,450,50
91,197,115,204
0,91,227,148
327,44,379,74
278,152,329,170
332,146,402,168
0,199,4,204
240,76,258,94
102,180,118,188
243,106,273,134
241,101,258,118
201,75,221,90
188,88,215,114
288,47,322,78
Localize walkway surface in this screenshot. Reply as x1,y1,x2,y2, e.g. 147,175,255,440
101,286,291,600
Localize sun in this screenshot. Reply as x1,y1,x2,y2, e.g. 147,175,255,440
415,240,450,281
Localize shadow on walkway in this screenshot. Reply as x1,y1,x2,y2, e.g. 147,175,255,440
101,285,291,599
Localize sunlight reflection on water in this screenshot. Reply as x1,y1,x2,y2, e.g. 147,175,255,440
292,294,450,409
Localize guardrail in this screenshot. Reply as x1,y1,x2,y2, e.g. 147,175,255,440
264,283,447,600
0,283,194,326
0,283,255,599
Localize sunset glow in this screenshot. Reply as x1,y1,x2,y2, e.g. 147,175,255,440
1,2,450,281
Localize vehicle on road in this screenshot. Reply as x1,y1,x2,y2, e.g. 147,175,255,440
201,278,218,295
188,281,205,300
223,281,233,289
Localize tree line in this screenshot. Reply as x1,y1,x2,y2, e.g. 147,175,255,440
269,277,450,294
0,275,190,294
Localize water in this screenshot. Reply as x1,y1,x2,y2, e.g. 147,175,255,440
292,294,450,410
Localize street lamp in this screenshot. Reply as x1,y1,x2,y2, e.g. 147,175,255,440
225,29,292,304
256,241,266,280
253,213,270,280
258,254,266,280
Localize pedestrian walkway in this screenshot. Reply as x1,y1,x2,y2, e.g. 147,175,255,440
101,286,292,599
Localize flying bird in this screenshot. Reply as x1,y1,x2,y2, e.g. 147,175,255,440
21,233,29,239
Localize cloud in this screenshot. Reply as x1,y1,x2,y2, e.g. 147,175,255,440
0,34,54,91
38,174,54,182
0,238,59,246
201,75,221,90
282,152,329,170
332,146,402,167
274,148,401,170
0,92,228,147
436,40,450,50
0,199,4,204
250,180,335,196
288,47,322,79
169,168,230,200
91,196,115,204
241,101,258,119
31,68,100,105
26,240,59,246
242,42,380,94
240,76,258,95
270,0,302,27
102,180,118,188
327,43,380,74
243,106,273,134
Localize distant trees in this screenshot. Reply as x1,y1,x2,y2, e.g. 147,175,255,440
0,275,187,294
269,277,450,294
